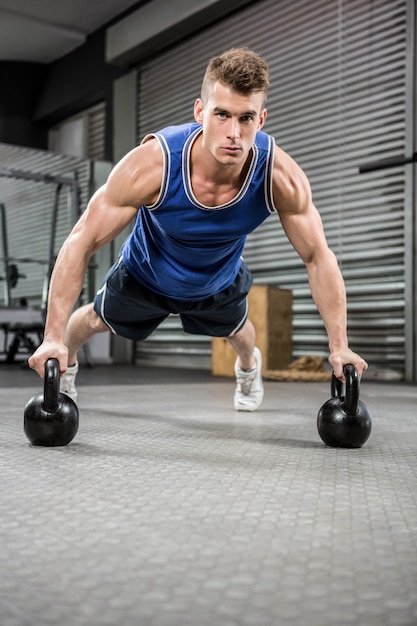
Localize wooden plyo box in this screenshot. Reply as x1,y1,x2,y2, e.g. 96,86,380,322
211,284,293,377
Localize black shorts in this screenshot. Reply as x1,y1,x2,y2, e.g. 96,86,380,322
93,259,253,341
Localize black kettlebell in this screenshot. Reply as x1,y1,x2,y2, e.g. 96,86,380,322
24,358,79,447
317,363,371,448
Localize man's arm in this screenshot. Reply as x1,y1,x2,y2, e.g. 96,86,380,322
272,146,368,380
28,139,163,376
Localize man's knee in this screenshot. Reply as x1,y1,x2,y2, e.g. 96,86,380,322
230,318,254,339
86,304,109,333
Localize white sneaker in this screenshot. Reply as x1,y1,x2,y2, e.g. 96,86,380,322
234,347,264,411
60,361,79,403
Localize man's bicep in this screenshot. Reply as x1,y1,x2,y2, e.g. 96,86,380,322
70,186,138,253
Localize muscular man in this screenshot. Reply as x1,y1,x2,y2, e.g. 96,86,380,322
28,48,368,411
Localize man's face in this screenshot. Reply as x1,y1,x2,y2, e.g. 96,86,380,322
194,81,267,168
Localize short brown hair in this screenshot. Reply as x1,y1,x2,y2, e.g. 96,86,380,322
201,48,270,105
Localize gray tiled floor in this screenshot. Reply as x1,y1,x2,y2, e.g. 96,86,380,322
1,363,416,626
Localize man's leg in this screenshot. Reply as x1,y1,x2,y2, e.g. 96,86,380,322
64,302,109,365
60,303,109,402
226,319,256,369
226,319,264,412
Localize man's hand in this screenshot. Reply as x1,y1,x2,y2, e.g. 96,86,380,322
329,349,368,381
28,341,69,378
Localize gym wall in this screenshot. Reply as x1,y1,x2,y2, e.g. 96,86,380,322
0,0,414,380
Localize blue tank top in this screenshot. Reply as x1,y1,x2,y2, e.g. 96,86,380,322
122,122,276,300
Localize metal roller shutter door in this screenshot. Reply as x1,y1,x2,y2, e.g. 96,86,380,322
134,0,413,380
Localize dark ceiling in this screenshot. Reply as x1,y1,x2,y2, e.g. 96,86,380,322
0,1,144,63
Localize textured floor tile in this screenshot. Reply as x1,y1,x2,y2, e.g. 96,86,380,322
0,369,416,626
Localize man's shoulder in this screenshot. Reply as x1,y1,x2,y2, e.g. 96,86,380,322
148,122,201,144
255,128,274,150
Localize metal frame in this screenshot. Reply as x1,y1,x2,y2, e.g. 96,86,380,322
0,166,80,311
0,165,93,364
0,165,80,229
0,203,11,306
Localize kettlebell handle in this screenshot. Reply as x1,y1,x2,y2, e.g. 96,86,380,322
331,363,360,415
43,358,60,413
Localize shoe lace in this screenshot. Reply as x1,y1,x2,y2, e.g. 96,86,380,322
236,368,256,395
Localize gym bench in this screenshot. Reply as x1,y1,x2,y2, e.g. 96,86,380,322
0,322,44,363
